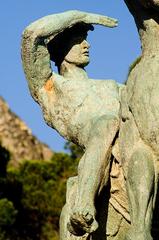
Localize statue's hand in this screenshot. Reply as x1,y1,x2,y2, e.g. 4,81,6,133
82,11,118,28
60,10,118,28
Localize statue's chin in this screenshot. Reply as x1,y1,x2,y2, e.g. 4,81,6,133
75,59,90,68
80,61,90,68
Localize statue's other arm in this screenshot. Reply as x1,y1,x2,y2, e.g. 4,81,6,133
21,10,117,102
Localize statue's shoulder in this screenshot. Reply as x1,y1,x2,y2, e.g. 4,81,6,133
91,78,124,88
90,78,124,96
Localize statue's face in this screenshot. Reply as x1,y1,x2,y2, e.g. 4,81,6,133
64,35,90,67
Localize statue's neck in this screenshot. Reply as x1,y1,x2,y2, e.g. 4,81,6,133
59,61,89,80
139,19,159,55
125,0,159,55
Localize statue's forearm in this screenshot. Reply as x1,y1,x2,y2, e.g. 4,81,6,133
24,10,117,39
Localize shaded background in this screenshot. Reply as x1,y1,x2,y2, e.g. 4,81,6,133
0,0,140,151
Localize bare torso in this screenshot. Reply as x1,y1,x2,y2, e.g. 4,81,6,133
39,73,121,146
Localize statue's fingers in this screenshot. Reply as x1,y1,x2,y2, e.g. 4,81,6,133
83,12,118,28
66,10,118,28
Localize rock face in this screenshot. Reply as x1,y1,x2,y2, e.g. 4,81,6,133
0,96,53,166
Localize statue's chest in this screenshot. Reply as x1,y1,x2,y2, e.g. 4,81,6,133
54,78,119,115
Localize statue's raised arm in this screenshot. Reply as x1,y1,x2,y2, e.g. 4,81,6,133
21,10,117,101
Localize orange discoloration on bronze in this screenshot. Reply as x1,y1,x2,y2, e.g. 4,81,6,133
44,78,54,91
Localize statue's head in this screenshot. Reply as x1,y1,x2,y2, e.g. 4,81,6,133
48,23,94,71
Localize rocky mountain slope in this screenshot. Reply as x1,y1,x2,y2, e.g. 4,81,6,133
0,96,53,166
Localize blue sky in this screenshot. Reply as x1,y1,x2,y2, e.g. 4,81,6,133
1,0,140,152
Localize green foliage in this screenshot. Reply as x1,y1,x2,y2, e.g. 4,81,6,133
0,141,82,239
64,141,83,160
0,198,17,226
0,145,10,177
126,56,142,83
